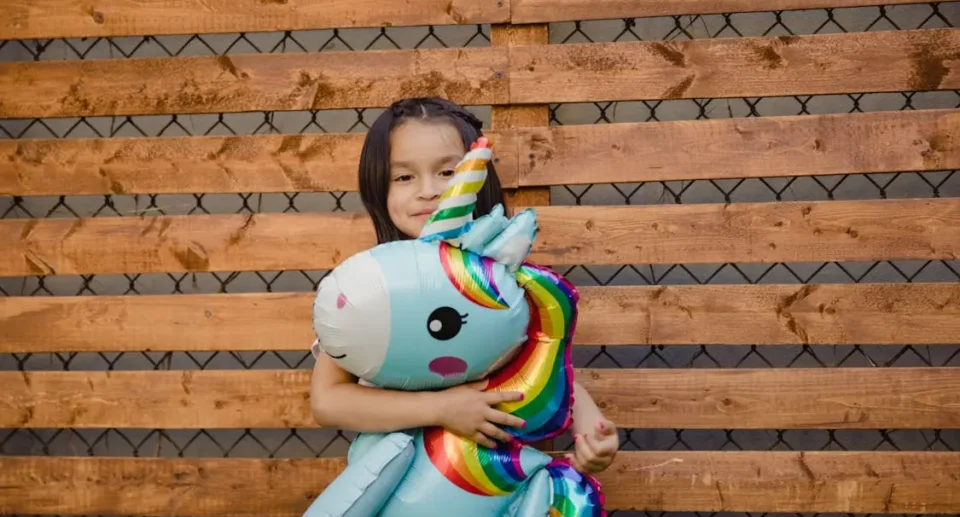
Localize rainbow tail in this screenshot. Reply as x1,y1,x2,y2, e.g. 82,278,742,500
545,460,606,517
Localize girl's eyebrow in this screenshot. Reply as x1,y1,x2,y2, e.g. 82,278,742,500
391,155,464,170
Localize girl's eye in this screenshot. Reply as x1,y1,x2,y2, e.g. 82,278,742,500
392,175,413,182
439,169,455,178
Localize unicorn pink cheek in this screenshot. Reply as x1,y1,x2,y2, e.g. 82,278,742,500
336,293,348,309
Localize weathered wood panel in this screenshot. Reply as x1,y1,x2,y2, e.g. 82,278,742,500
3,452,958,514
518,109,960,186
2,283,958,353
0,132,518,196
0,0,509,40
4,368,958,429
2,199,957,276
0,47,508,118
512,0,936,23
509,29,960,103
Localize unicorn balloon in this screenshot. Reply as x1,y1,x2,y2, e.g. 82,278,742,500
305,138,605,517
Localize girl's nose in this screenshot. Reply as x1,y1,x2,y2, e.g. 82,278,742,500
419,177,443,199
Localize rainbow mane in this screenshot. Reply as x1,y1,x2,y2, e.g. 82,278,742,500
488,263,579,442
439,241,509,310
423,427,530,497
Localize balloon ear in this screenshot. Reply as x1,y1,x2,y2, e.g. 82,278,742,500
418,137,492,245
480,208,538,272
459,203,508,254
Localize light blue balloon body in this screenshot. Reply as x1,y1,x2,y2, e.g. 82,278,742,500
305,205,605,517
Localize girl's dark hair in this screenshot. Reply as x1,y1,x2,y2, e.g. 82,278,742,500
358,97,506,244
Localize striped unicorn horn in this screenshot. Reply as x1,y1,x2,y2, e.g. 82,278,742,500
418,137,492,244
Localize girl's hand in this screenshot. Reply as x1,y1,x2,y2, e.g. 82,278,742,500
430,379,526,448
567,419,619,474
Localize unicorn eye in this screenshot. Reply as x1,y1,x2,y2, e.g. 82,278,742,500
427,306,467,341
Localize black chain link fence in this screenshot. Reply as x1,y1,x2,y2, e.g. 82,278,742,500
2,4,959,517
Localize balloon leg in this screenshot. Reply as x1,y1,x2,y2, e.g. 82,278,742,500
511,469,552,517
301,432,415,517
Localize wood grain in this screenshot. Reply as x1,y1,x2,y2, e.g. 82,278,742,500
7,108,957,196
0,47,507,118
0,0,509,40
4,368,959,429
2,199,957,276
512,0,938,23
3,452,958,514
509,28,960,103
531,199,959,266
2,283,958,353
491,23,553,209
0,131,518,196
519,108,960,187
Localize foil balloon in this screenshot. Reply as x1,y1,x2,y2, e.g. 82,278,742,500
304,137,606,517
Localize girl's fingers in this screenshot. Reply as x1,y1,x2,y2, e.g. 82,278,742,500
586,428,617,456
481,422,513,443
486,408,526,429
473,431,497,449
486,390,524,404
575,433,598,461
596,419,616,436
565,453,585,472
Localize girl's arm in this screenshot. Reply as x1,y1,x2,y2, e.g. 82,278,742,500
566,381,619,473
310,353,526,448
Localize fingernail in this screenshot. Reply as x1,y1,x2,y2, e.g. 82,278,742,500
573,434,580,441
598,422,605,431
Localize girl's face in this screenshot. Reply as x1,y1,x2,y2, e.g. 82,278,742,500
387,118,466,238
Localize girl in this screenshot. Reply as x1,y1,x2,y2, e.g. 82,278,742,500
309,96,619,474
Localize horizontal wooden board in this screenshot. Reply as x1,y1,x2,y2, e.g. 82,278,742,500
7,108,959,196
4,368,959,430
513,0,938,23
0,47,507,118
1,0,926,39
3,452,958,514
4,29,958,117
0,131,518,196
0,0,509,40
519,108,960,187
2,283,958,353
2,198,956,276
509,28,960,103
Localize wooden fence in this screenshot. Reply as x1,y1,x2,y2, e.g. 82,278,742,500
1,0,959,515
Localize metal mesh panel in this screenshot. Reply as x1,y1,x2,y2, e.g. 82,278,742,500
1,4,959,517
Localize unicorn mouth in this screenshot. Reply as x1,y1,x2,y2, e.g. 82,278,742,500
429,356,468,377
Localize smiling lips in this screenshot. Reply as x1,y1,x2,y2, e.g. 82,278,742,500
429,356,468,377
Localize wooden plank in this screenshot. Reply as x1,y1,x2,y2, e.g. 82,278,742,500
512,0,937,24
509,28,960,103
4,367,959,430
519,108,960,187
0,131,519,196
3,452,958,514
7,108,958,196
1,199,956,276
0,0,509,40
491,23,552,209
8,107,957,196
0,47,508,119
2,283,958,353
